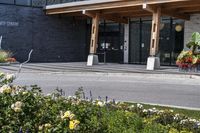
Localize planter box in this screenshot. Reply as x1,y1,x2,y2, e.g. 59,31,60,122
178,64,200,72
0,62,19,66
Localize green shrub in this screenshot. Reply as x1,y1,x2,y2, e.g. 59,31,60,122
0,50,12,63
0,72,200,133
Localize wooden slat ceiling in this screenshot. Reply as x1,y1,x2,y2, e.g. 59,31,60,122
45,0,200,21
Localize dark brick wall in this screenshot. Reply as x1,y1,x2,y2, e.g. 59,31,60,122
0,4,87,62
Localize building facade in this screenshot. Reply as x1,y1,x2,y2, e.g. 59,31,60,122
0,0,87,62
0,0,200,67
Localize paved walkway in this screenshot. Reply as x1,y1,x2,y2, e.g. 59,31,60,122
0,62,199,76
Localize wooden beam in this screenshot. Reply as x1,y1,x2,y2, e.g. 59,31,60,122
162,1,200,10
143,3,190,20
45,0,191,15
82,10,128,24
100,14,128,24
150,7,161,56
101,6,141,14
116,11,152,17
90,13,99,54
142,3,156,13
162,10,190,20
176,6,200,14
82,10,96,18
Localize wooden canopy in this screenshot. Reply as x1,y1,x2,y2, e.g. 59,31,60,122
45,0,200,23
45,0,200,68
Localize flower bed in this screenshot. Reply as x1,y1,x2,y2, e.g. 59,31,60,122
0,72,200,133
176,32,200,72
176,50,200,72
0,50,17,65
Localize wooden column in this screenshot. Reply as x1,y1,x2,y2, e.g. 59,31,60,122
90,13,100,54
150,7,161,56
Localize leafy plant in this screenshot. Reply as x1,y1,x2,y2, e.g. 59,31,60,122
186,32,200,54
176,32,200,69
0,50,11,63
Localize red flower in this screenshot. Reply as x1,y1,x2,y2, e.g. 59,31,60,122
5,58,16,62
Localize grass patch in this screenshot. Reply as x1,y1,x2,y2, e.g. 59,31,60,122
143,104,200,119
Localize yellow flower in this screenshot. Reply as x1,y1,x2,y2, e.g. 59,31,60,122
69,114,75,120
69,120,80,130
62,111,72,119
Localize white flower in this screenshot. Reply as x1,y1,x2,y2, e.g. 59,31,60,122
97,101,105,107
5,74,16,81
15,101,23,108
0,85,12,94
137,103,143,109
148,109,153,112
0,72,4,77
11,104,15,109
143,109,148,113
197,122,200,127
173,114,180,120
151,108,158,113
38,125,43,131
11,101,23,112
157,110,164,114
180,119,187,124
14,107,22,112
47,93,51,96
22,91,28,95
44,123,52,128
72,96,77,99
115,101,119,104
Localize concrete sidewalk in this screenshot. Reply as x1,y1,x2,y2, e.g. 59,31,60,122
0,62,199,76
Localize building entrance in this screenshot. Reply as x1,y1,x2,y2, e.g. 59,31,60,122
129,18,184,65
97,21,124,63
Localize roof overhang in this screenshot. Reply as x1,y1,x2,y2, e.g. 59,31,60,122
45,0,200,23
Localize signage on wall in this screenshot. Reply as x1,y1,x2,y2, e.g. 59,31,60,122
0,21,19,27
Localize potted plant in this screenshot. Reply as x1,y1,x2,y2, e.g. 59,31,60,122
176,32,200,72
0,50,16,64
0,36,17,65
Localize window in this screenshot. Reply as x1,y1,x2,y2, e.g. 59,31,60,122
0,0,15,4
16,0,32,6
32,0,46,7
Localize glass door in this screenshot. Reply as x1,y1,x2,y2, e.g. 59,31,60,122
129,19,151,64
129,18,184,65
98,21,124,63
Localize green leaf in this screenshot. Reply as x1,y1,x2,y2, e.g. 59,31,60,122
191,32,200,46
192,56,198,64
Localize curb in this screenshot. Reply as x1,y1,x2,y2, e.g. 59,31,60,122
138,102,200,111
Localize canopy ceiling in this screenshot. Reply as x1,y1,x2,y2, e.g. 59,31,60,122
45,0,200,22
